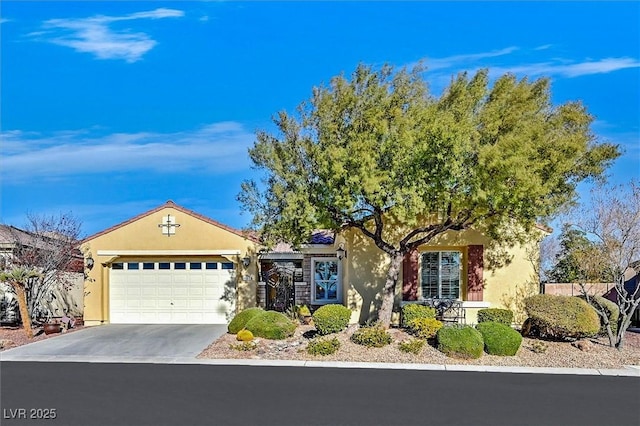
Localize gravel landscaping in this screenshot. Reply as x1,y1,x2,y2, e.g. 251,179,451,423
198,324,640,370
4,322,639,370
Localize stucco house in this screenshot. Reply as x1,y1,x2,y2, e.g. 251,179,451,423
0,224,84,323
81,201,543,326
81,201,259,326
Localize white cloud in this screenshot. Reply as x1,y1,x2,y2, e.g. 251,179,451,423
419,47,640,84
421,47,519,71
490,57,640,78
0,18,10,24
35,8,184,62
0,122,255,183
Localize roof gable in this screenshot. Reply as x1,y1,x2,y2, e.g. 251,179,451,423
83,200,258,243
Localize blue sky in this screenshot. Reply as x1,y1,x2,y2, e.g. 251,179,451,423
1,1,639,237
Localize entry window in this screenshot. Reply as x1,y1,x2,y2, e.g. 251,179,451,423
221,262,235,270
190,262,202,270
143,262,155,270
174,262,186,270
206,262,218,269
127,263,139,270
159,262,171,270
311,258,341,303
112,263,124,270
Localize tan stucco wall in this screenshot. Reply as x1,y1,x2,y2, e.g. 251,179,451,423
81,206,259,325
341,226,540,325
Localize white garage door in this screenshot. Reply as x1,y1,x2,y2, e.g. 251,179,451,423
109,261,236,324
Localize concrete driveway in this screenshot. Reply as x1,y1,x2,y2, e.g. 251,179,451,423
0,324,227,362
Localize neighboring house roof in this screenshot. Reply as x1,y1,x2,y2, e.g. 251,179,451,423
82,200,259,243
261,230,336,255
0,224,84,273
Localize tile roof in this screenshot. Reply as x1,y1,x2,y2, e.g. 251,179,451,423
309,230,335,244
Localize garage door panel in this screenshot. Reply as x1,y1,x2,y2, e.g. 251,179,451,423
156,287,171,297
172,299,188,309
173,275,188,284
110,260,234,324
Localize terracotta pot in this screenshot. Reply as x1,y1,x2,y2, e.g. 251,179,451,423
43,323,61,335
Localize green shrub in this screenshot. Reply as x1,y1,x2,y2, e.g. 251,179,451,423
437,325,484,359
476,322,522,356
398,339,425,355
407,317,443,339
401,304,436,328
350,325,392,348
236,329,254,342
298,305,311,317
306,337,341,356
312,304,352,335
230,341,257,351
477,308,514,326
523,294,600,340
228,307,264,334
243,310,296,340
580,295,619,336
530,340,548,354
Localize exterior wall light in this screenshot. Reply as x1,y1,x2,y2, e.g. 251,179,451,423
336,244,347,260
242,256,251,267
86,254,95,270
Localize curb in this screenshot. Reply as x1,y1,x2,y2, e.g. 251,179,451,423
1,354,638,377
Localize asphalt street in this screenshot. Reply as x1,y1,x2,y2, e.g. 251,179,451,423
1,362,638,426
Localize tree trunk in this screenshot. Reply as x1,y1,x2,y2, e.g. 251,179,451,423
13,284,33,339
378,253,404,328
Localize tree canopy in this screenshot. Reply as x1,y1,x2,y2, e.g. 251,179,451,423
548,224,613,283
240,64,619,325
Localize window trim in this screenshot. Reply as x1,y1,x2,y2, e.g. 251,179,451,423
419,250,462,300
311,257,342,304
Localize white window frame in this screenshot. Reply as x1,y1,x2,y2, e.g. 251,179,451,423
311,257,342,304
419,251,462,300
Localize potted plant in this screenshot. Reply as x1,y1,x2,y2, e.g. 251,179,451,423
298,305,312,325
43,320,61,335
39,309,61,335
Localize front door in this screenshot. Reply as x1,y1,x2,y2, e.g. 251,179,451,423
263,262,298,312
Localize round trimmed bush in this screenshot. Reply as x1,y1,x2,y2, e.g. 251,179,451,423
436,325,484,359
228,307,265,334
523,294,599,340
350,325,392,348
312,304,351,335
476,322,522,356
243,310,296,340
407,317,443,339
477,308,514,326
236,329,254,342
580,295,619,336
401,304,436,328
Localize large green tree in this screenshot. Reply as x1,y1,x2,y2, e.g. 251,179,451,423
548,224,613,283
240,64,619,326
